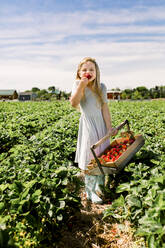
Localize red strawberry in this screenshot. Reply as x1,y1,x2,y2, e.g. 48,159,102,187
129,139,135,145
116,155,120,160
85,73,92,80
112,156,116,162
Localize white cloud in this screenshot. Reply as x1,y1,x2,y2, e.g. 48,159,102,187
0,40,164,92
1,6,165,40
0,5,165,92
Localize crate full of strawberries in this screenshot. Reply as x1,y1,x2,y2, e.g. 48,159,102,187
99,137,135,164
86,131,145,175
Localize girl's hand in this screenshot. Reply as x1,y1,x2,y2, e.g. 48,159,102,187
79,76,89,88
108,127,118,136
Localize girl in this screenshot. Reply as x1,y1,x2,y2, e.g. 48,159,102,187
70,57,118,204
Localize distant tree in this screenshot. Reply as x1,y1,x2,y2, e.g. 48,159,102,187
124,89,132,94
37,89,48,99
149,88,154,98
160,86,165,98
131,90,142,100
160,86,163,98
56,91,61,100
152,86,160,98
110,87,121,91
157,86,165,98
136,86,148,91
121,91,127,100
48,86,55,92
123,89,132,99
32,87,40,92
61,91,70,100
135,86,149,99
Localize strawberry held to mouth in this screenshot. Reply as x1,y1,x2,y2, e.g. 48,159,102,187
85,73,92,80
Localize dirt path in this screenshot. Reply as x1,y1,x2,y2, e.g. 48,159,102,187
56,190,146,248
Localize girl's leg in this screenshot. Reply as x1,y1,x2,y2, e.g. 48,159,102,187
85,175,104,204
85,174,96,200
95,175,105,197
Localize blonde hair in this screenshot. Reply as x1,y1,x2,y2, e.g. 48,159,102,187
76,57,104,106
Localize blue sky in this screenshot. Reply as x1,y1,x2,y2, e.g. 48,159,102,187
0,0,165,92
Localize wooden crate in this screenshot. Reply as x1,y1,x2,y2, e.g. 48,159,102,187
86,134,145,175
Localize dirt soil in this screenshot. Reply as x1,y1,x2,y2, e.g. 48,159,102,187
56,189,146,248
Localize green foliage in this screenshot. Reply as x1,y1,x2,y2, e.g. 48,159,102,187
32,87,40,93
122,85,165,99
131,90,142,100
48,86,55,92
0,100,81,247
1,99,165,247
103,100,165,248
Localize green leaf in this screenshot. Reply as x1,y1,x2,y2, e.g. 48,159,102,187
152,175,165,184
12,181,23,192
148,235,156,248
24,179,37,189
48,210,53,218
137,223,162,236
116,183,130,193
0,184,9,193
0,215,11,224
62,178,68,185
10,198,20,207
21,188,30,200
150,159,160,165
155,192,165,210
113,195,125,207
126,195,142,208
59,201,65,208
57,214,63,221
0,203,5,214
32,189,42,203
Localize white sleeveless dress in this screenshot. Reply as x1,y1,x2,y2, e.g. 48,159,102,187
71,81,110,170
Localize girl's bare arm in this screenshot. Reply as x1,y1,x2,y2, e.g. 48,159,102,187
102,102,112,129
102,102,118,135
70,78,88,108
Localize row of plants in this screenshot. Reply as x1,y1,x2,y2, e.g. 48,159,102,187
103,100,165,248
0,101,82,247
0,101,74,154
0,99,164,247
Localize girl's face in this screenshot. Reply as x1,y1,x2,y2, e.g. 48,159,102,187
79,61,96,82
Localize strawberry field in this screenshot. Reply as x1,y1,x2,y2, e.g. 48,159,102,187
0,99,165,247
104,100,165,248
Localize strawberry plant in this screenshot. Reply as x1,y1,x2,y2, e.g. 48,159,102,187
0,101,74,154
0,99,164,247
0,101,82,247
103,99,165,248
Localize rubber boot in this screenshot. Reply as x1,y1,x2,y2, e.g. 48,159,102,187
85,175,103,204
95,175,105,199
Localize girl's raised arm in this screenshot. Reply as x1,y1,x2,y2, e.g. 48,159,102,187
70,78,88,108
